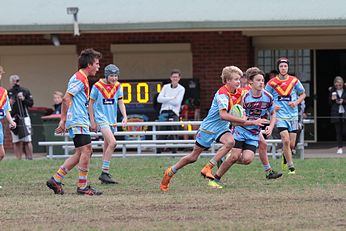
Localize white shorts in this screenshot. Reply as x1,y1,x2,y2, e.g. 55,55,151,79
11,117,32,143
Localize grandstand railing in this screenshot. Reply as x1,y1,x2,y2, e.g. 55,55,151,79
39,120,311,159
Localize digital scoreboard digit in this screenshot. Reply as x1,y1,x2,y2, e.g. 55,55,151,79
121,81,162,105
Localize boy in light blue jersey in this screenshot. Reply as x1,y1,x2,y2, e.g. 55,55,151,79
209,67,276,188
160,66,268,192
47,48,103,196
265,58,306,174
64,71,91,136
89,64,127,184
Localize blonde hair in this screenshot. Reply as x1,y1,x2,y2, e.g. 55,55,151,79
53,91,63,98
220,66,243,84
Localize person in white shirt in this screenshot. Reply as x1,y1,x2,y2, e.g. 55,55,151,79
157,69,185,153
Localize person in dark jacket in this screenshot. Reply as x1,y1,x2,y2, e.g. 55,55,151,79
52,91,63,114
8,75,34,160
329,76,346,154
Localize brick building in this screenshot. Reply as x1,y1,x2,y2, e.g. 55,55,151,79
1,0,346,151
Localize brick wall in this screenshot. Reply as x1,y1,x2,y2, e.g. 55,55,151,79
0,31,253,151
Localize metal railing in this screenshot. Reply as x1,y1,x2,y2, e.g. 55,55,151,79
38,120,311,159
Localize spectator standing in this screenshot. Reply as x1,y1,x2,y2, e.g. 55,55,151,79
329,76,346,154
8,74,34,160
0,66,16,161
157,69,185,153
52,91,63,114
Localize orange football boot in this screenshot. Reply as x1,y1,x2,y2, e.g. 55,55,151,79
200,164,215,180
160,167,174,192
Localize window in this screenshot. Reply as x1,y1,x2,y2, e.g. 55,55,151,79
257,49,311,82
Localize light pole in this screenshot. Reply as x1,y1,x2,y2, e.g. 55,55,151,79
66,7,80,36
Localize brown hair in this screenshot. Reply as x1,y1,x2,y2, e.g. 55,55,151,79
245,67,265,81
78,48,102,69
171,69,181,76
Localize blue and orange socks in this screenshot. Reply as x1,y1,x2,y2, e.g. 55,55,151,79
102,160,110,173
53,165,69,183
78,166,89,189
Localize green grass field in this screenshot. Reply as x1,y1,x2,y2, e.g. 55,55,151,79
1,157,346,230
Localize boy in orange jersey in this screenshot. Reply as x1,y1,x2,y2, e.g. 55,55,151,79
47,48,103,195
265,58,306,175
89,64,127,184
209,67,277,188
0,66,16,161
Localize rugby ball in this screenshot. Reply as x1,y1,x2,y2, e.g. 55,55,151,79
230,104,244,118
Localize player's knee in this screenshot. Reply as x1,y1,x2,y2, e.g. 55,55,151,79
242,155,254,165
109,140,117,150
84,144,93,157
0,153,4,161
282,138,290,147
224,139,235,150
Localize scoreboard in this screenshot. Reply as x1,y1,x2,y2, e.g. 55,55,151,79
121,81,162,105
90,79,199,121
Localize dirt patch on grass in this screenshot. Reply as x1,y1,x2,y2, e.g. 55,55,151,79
1,186,346,230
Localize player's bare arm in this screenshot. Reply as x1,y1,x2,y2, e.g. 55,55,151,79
55,92,72,134
88,98,97,132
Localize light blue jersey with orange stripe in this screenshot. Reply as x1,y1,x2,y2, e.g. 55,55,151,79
199,86,243,134
0,87,11,144
0,87,10,120
65,70,90,130
90,79,123,129
265,75,305,120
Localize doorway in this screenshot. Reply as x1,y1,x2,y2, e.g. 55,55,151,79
315,50,346,141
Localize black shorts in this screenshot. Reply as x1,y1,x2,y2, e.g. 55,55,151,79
215,131,231,143
233,140,257,153
195,141,208,150
277,127,297,134
73,134,91,148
